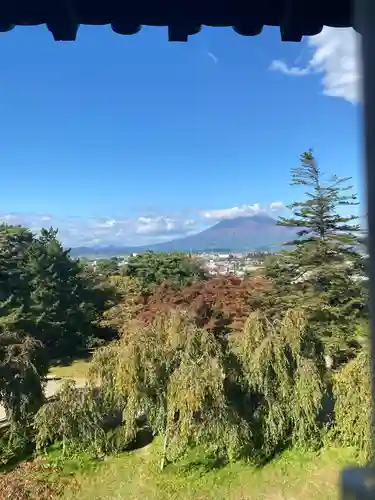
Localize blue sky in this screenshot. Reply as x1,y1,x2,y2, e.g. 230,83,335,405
0,24,362,246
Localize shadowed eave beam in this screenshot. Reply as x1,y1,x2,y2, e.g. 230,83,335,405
0,0,357,42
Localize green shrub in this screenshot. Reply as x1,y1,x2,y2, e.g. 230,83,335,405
232,308,326,460
331,348,372,461
34,381,121,457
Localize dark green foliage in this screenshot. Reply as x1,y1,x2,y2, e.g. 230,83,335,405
35,309,330,467
0,225,111,361
27,228,88,357
24,227,114,357
78,259,119,347
233,309,325,460
0,225,34,330
34,380,116,457
0,331,46,428
125,251,207,292
1,150,372,472
94,258,122,278
278,150,360,246
331,346,371,461
100,275,144,334
266,151,367,364
0,224,114,442
89,312,250,467
0,225,47,437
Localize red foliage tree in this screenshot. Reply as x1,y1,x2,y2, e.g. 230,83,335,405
137,275,270,335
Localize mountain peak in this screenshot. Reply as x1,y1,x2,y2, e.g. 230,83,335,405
71,213,297,257
214,214,277,229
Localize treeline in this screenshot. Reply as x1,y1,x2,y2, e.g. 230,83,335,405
0,226,114,358
0,226,118,453
0,150,371,470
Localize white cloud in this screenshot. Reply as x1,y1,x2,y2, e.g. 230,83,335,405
2,214,20,222
94,219,120,228
202,202,284,221
0,212,200,247
134,216,200,243
203,204,261,220
136,216,182,236
269,27,361,104
269,60,310,76
207,51,218,64
0,203,284,247
269,201,285,211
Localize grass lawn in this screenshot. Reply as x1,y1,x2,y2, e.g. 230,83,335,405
60,438,361,500
49,358,91,381
43,359,362,499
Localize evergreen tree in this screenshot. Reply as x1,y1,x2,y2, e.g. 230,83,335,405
266,151,366,364
28,228,104,358
0,225,34,328
125,251,207,292
0,225,47,433
278,150,360,246
95,258,122,279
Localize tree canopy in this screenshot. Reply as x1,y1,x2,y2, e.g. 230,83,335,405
137,275,269,335
124,251,207,292
0,149,371,479
265,151,366,365
278,150,360,246
0,224,114,439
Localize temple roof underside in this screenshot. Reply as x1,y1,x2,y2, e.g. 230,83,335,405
0,0,356,43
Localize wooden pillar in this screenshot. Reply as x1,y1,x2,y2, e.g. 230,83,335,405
341,0,375,496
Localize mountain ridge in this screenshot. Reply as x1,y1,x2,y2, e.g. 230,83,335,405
70,215,298,257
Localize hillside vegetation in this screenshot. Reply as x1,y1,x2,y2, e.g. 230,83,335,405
0,151,370,499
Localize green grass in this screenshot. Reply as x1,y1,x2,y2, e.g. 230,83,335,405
45,358,362,499
49,358,91,380
60,439,361,500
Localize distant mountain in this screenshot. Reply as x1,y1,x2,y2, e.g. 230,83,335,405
70,215,298,258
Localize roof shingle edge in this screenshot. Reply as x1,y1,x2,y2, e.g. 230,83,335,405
0,0,356,42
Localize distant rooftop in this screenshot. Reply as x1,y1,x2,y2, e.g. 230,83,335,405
1,0,357,42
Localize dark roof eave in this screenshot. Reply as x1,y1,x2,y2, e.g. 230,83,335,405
0,1,357,42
